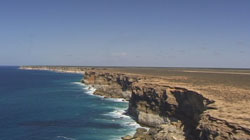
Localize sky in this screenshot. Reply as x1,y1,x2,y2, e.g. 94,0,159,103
0,0,250,68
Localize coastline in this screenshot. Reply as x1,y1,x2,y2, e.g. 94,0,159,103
19,67,85,75
20,66,143,140
20,66,250,140
72,81,142,139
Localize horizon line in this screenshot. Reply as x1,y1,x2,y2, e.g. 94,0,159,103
1,65,250,70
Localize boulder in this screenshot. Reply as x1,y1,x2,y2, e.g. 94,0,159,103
122,135,133,140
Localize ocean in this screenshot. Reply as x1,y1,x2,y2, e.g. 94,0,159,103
0,66,139,140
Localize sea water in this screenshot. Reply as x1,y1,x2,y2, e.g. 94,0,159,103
0,66,139,140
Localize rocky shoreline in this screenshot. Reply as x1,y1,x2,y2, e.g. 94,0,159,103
20,66,250,140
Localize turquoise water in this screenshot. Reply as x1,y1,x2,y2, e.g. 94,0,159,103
0,67,138,140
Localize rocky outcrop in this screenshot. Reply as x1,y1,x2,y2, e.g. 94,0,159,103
82,71,138,100
197,114,250,140
128,86,208,139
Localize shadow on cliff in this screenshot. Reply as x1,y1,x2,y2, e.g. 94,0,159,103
171,88,215,139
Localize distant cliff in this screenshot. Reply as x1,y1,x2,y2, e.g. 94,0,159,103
21,66,250,140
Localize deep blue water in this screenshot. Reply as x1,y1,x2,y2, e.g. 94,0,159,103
0,67,138,140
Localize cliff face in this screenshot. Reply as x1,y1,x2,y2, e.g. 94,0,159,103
128,86,212,139
82,71,137,100
83,70,250,140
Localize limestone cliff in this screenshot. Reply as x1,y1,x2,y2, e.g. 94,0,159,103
83,70,250,140
82,71,137,100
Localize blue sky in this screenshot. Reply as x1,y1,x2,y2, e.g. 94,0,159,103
0,0,249,68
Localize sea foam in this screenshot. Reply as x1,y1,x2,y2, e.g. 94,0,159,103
72,81,141,140
72,82,97,96
56,136,76,140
